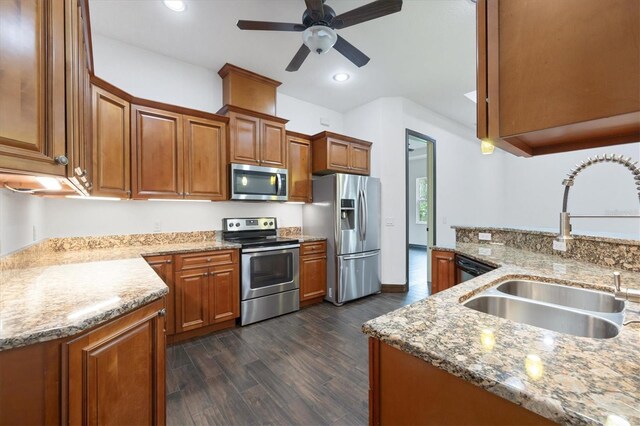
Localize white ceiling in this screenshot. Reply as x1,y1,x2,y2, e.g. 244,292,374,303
88,0,478,128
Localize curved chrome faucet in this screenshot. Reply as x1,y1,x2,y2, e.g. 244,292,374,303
557,154,640,242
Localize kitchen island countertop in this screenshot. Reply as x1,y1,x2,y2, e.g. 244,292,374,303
363,242,640,425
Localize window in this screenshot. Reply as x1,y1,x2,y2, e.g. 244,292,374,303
416,177,428,224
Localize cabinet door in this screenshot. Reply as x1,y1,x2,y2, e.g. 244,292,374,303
300,255,327,301
326,138,351,172
260,119,286,168
287,135,312,202
208,264,240,324
228,112,260,166
349,143,370,175
183,115,227,200
175,268,209,332
131,105,183,199
146,255,175,336
65,299,165,426
92,86,131,198
0,0,67,176
431,251,456,295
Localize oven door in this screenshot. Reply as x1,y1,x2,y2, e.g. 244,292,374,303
231,164,288,201
241,245,299,300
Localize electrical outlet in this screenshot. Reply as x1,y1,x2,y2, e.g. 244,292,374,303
385,217,394,226
478,232,492,241
553,240,567,252
442,216,447,225
32,225,37,242
153,222,162,233
478,247,492,256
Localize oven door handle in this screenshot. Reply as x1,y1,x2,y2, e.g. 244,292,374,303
242,244,300,254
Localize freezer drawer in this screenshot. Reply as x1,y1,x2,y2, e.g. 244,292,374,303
336,250,381,305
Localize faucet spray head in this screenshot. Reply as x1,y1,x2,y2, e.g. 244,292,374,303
613,272,621,292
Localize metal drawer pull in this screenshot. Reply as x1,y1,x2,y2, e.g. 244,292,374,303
203,272,209,276
158,309,166,317
165,259,172,264
207,258,212,262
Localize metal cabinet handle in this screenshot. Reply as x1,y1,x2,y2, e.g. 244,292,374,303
165,259,172,264
158,308,166,317
55,155,69,165
203,272,209,276
207,258,212,262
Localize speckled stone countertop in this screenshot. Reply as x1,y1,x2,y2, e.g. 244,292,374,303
290,235,327,243
363,243,640,425
0,239,240,352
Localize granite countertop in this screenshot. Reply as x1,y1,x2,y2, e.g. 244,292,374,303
0,240,240,352
363,243,640,425
290,235,327,243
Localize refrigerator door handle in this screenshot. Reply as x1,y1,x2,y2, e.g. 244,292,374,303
343,251,379,260
363,187,368,241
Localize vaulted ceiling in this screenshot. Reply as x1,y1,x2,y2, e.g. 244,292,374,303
89,0,478,128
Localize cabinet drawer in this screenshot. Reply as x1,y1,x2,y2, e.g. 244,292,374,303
175,250,238,271
301,241,327,256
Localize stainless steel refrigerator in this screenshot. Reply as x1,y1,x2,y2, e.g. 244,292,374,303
303,174,381,305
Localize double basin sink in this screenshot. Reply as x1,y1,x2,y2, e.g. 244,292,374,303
464,280,625,339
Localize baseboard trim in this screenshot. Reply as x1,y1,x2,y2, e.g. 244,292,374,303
381,284,408,293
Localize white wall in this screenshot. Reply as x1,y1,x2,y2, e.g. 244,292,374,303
0,190,45,256
408,156,428,245
502,143,640,239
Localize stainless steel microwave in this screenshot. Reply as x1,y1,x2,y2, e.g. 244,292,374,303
230,164,288,201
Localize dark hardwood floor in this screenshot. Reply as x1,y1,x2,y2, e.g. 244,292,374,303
408,246,430,293
166,287,429,425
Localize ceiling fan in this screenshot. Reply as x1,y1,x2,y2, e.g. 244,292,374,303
237,0,403,72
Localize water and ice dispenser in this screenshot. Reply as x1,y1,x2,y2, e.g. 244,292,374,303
340,199,355,230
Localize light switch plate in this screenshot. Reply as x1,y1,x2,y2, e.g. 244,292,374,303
385,217,394,226
553,240,567,252
478,232,492,241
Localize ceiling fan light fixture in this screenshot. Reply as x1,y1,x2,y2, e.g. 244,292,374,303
332,73,350,82
163,0,186,12
302,25,337,54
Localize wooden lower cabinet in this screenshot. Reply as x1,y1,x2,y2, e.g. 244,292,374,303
300,241,327,306
173,250,240,339
0,299,166,426
145,255,175,335
64,299,166,425
369,338,553,425
431,250,457,295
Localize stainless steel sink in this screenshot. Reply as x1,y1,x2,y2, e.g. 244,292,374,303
463,281,625,339
496,280,625,313
464,295,621,339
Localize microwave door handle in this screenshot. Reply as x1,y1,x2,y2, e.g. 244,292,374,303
276,173,282,196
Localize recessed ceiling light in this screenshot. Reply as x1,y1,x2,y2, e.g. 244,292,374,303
35,176,62,190
333,73,350,82
464,90,477,103
163,0,186,12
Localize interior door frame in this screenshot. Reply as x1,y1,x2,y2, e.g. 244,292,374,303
405,129,437,291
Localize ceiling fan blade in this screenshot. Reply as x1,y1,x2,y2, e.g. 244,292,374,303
237,20,306,32
286,44,311,72
305,0,324,21
333,35,370,67
332,0,402,29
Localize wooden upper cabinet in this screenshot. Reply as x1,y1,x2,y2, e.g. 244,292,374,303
478,0,640,156
260,119,286,168
65,0,93,195
131,105,184,199
312,132,372,176
65,299,166,426
0,0,67,176
228,111,260,166
430,250,457,295
91,85,131,198
287,132,312,203
222,106,288,168
183,115,227,200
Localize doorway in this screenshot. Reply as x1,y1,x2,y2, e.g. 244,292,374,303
405,130,436,295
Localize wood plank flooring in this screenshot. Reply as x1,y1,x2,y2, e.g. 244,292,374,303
167,287,429,425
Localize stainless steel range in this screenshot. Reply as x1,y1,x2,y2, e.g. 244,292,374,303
222,217,300,326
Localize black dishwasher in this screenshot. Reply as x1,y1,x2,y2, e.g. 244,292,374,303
455,255,495,282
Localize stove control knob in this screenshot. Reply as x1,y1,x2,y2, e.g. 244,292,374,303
263,221,268,226
228,223,234,228
235,222,241,227
269,221,274,226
